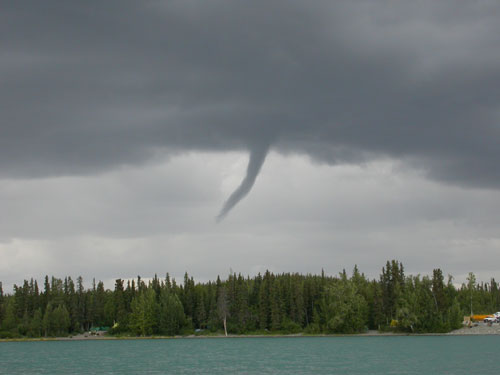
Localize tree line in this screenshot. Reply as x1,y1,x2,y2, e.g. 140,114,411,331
1,260,499,338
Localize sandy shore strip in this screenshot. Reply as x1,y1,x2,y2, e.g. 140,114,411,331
2,323,500,342
446,322,500,335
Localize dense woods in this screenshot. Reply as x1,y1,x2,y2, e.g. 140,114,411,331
1,260,499,338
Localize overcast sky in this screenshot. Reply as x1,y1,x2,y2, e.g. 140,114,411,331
2,1,500,291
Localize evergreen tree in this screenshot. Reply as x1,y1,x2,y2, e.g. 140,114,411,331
76,276,87,331
258,271,271,330
1,298,18,333
158,289,185,335
93,281,106,326
43,303,54,336
0,282,3,327
432,269,446,313
371,280,384,330
113,279,127,331
66,277,78,332
42,275,50,314
52,305,71,336
31,308,43,337
270,280,282,331
195,287,206,329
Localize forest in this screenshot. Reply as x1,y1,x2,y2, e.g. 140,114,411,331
1,260,499,338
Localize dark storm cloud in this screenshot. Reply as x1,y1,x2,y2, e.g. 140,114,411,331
2,1,500,212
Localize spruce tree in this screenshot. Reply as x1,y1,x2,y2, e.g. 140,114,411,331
113,279,127,331
2,298,18,334
0,282,3,326
31,308,43,337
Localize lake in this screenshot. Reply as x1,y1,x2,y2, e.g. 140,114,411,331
0,336,498,374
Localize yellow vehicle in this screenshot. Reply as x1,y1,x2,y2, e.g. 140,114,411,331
471,314,492,321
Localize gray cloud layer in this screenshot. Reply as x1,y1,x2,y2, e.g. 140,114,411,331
2,1,500,215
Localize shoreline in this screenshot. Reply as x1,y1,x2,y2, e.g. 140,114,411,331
2,325,500,342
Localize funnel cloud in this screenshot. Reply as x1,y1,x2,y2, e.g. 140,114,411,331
217,143,270,221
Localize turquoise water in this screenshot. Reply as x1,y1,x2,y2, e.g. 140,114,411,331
0,336,498,374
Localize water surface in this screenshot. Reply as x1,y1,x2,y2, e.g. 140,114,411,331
1,336,498,374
